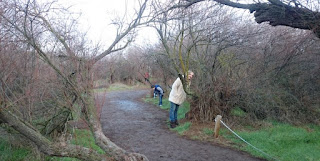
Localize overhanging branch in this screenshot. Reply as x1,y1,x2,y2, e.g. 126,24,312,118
183,0,320,38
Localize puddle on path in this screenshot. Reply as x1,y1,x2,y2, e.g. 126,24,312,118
110,100,141,111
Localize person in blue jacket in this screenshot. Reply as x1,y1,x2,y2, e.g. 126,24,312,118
151,84,164,106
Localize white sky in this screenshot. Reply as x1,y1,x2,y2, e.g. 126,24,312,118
58,0,158,48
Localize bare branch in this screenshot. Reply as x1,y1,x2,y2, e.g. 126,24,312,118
93,0,149,63
182,0,320,38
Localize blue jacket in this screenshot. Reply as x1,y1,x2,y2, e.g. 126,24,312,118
154,85,164,95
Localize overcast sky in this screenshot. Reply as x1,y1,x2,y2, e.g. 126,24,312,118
58,0,158,48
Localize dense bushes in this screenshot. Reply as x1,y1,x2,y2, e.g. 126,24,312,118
186,27,320,124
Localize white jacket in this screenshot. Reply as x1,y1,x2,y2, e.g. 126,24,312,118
169,77,186,105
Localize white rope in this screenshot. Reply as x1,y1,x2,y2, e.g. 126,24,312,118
219,120,280,161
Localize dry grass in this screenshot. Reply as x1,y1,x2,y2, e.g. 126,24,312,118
179,120,234,147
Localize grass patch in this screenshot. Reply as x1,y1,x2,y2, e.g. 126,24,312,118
221,122,320,161
0,137,32,161
202,128,214,136
107,83,133,91
47,156,79,161
143,95,170,110
47,129,105,161
173,122,192,135
71,129,105,154
178,102,190,120
93,88,108,93
230,107,246,117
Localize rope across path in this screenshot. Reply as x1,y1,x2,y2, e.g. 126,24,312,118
217,119,281,161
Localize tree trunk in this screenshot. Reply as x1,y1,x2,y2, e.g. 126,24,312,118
0,108,106,161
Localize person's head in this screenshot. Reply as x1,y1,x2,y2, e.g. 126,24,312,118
187,70,194,80
151,85,155,89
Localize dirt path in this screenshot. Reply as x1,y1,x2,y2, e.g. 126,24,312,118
100,89,264,161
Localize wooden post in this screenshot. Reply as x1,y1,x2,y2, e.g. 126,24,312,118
214,115,222,138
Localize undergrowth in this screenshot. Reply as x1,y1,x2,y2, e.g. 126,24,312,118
144,94,320,161
0,137,32,161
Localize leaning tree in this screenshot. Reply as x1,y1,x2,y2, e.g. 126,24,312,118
0,0,154,160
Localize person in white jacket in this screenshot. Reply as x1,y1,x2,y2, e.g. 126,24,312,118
168,70,194,128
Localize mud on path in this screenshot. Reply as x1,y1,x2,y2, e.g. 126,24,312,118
99,89,264,161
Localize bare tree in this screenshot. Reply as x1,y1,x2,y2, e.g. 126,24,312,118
0,0,153,160
150,0,218,96
150,0,320,123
